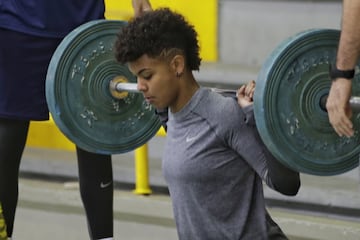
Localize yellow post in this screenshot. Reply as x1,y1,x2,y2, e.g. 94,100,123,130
133,144,152,195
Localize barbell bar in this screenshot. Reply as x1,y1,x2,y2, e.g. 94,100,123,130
110,78,240,99
111,80,239,96
112,81,360,112
45,20,360,176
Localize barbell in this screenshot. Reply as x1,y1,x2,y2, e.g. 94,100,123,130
46,20,360,176
111,81,360,110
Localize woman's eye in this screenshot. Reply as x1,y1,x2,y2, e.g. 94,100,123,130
143,75,152,80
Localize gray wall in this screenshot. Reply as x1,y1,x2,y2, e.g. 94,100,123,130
218,1,342,67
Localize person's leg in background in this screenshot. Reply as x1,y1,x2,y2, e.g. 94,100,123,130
0,28,62,238
0,119,29,238
76,147,113,240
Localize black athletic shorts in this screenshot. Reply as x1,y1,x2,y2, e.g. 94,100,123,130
0,27,61,121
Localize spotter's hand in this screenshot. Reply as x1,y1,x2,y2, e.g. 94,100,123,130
132,0,152,17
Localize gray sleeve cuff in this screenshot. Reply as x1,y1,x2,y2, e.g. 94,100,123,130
242,105,256,126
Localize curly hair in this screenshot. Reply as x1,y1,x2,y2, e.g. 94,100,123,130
114,8,201,71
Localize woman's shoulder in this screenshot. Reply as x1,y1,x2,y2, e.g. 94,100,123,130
197,90,245,126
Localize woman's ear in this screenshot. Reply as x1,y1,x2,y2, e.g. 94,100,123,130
171,55,185,76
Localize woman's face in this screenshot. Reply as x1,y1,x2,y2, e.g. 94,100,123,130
128,54,180,110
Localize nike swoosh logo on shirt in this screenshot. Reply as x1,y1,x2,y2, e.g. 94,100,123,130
186,135,199,142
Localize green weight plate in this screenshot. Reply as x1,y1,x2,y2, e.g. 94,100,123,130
254,29,360,176
46,20,161,154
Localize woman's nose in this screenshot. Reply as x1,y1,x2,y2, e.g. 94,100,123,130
137,78,147,92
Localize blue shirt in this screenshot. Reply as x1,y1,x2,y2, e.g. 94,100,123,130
0,0,105,38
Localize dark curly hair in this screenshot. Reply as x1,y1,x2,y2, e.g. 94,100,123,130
114,8,201,71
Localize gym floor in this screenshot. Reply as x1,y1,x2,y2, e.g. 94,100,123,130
15,145,360,240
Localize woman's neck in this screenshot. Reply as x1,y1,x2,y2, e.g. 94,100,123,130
170,73,199,113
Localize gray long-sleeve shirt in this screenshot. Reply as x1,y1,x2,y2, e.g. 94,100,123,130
162,88,299,240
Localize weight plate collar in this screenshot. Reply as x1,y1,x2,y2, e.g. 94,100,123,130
46,20,161,154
